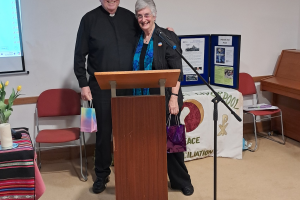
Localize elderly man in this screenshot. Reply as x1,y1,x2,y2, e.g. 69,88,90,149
74,0,138,194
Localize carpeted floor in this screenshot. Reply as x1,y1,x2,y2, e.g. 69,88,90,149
39,136,300,200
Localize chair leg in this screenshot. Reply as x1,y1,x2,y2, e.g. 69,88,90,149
249,114,258,152
37,143,42,169
279,111,285,144
79,133,88,181
82,132,88,172
258,112,285,145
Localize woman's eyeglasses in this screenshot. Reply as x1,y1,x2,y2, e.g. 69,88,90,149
137,13,152,20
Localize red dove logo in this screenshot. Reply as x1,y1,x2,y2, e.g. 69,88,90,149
181,99,204,132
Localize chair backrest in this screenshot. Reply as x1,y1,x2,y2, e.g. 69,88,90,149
238,73,257,96
37,89,80,117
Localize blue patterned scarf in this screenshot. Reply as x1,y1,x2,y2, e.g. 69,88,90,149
133,32,154,95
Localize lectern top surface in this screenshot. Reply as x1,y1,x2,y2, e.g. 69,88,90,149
94,69,180,90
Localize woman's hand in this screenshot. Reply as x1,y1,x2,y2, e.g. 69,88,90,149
166,27,175,32
168,95,179,115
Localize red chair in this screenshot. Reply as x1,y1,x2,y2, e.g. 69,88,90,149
35,89,87,181
238,73,285,152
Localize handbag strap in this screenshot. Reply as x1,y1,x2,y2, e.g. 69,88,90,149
166,114,180,127
175,115,180,126
167,114,171,127
83,100,93,108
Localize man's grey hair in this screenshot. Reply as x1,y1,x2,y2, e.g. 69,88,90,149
135,0,157,17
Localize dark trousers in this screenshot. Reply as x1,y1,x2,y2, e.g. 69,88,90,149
92,96,112,179
167,114,192,189
89,78,113,179
89,77,132,179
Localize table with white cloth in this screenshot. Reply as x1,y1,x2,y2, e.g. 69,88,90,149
180,86,243,161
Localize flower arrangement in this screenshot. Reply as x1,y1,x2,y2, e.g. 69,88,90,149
0,81,22,123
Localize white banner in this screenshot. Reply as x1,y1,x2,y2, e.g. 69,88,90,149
181,88,243,161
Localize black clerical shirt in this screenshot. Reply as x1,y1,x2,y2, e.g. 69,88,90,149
74,6,139,88
139,43,148,70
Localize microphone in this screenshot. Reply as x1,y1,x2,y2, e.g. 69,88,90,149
155,28,177,49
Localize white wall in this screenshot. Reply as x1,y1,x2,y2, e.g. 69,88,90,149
125,0,300,76
2,0,300,144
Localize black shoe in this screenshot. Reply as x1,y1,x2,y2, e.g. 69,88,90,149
92,177,109,194
181,184,194,196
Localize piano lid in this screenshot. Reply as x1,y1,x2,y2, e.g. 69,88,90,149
261,50,300,100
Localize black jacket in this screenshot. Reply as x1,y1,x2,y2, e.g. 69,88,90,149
135,24,184,113
74,6,139,88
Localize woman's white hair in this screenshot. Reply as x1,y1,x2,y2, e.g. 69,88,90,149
135,0,157,17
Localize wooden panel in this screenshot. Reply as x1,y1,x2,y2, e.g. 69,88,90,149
95,70,180,90
5,93,81,105
272,94,300,142
273,51,283,76
253,75,273,83
275,50,300,81
111,96,167,200
5,97,38,105
4,76,269,106
243,121,271,135
35,122,267,162
261,77,300,100
40,144,95,162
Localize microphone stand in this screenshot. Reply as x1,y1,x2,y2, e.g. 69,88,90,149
175,48,242,200
157,30,242,200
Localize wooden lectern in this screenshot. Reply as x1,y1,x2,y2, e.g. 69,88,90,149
95,70,180,200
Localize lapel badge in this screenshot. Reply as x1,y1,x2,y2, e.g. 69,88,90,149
158,42,163,47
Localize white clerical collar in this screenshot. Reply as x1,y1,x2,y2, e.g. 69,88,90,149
110,13,115,17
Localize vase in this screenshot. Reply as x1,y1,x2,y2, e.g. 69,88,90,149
0,123,13,150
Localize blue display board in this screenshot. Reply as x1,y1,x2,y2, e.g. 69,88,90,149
178,35,210,86
209,35,241,89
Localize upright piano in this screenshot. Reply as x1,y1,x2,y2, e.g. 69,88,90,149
261,49,300,142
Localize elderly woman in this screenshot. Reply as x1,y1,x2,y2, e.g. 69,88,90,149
133,0,194,196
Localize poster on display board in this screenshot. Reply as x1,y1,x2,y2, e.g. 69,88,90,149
178,35,210,86
210,35,241,89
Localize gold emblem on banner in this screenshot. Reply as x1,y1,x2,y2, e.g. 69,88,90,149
218,114,228,136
